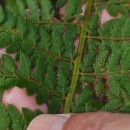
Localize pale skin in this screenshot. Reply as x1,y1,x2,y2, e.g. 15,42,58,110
2,4,130,130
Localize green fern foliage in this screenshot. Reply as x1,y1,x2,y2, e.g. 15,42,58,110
0,103,43,130
1,0,130,129
65,0,82,20
40,0,54,21
0,5,4,23
0,103,10,130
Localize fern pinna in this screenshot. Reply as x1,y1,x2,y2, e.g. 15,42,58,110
0,0,130,129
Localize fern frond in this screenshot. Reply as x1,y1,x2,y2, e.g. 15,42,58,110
6,34,22,54
18,53,31,77
2,54,15,73
0,103,43,130
65,0,82,20
0,5,4,23
8,104,24,130
40,0,54,21
38,25,51,50
3,7,15,28
16,0,26,17
1,0,130,129
63,26,77,59
26,0,40,20
0,103,10,130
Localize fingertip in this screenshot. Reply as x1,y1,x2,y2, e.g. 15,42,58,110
27,114,69,130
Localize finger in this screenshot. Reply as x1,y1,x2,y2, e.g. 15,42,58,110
27,114,69,130
2,87,48,113
63,112,111,130
63,112,130,130
27,112,130,130
27,112,109,130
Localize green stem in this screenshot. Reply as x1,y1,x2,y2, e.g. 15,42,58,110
35,20,81,27
0,73,16,78
14,72,65,100
33,45,73,63
87,35,130,41
80,70,130,77
0,26,17,34
64,0,93,113
94,0,130,4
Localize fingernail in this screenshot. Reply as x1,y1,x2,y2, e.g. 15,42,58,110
27,114,69,130
57,114,71,118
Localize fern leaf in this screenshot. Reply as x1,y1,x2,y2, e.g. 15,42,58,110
25,21,37,42
63,26,77,59
18,53,31,77
6,34,22,54
15,15,26,35
48,96,62,114
87,13,99,36
57,61,70,94
0,32,11,48
120,105,130,113
85,99,104,112
0,103,10,130
102,99,120,112
21,39,34,55
82,40,98,72
122,18,130,37
8,104,24,130
25,83,37,96
36,87,49,104
93,43,109,73
110,17,126,37
121,89,130,105
73,86,92,112
16,78,28,89
108,76,120,97
121,48,130,70
0,78,16,90
26,0,40,20
94,78,106,99
121,74,130,95
43,65,57,89
22,108,43,126
2,54,15,73
40,0,54,21
76,86,92,106
32,56,46,81
51,25,64,56
119,5,129,16
107,4,119,16
38,25,51,50
0,5,4,23
56,0,67,8
3,7,15,28
106,43,121,72
65,0,82,20
16,0,26,17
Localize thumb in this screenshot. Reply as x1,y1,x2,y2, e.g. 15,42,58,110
27,114,70,130
27,112,130,130
27,112,110,130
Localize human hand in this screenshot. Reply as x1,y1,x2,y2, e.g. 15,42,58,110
27,112,130,130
